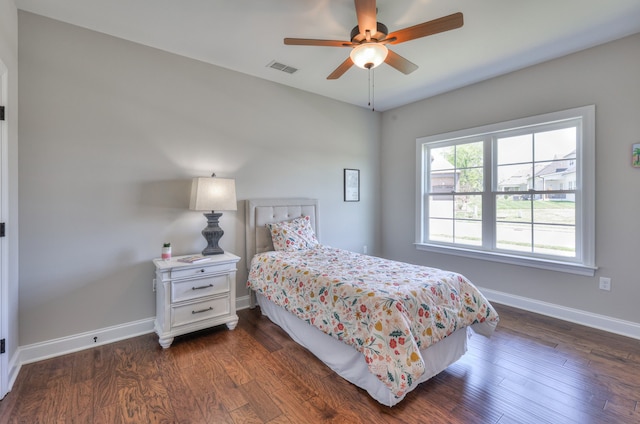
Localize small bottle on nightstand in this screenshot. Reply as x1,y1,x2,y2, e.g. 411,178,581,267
161,243,171,261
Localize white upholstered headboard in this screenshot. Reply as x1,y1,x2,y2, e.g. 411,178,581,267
245,198,319,264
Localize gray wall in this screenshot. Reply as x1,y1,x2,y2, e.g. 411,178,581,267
18,12,381,345
0,0,19,374
381,33,640,323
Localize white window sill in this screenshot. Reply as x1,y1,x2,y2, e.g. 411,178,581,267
415,243,597,276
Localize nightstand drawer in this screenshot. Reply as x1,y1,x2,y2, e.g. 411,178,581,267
171,296,230,327
170,261,236,279
171,274,229,302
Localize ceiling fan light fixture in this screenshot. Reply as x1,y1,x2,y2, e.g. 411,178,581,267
350,43,388,69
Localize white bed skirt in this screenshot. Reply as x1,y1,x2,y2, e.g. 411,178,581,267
256,293,474,407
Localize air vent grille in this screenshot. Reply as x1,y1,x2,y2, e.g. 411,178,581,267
267,61,298,74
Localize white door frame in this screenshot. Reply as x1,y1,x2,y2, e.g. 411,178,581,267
0,59,9,399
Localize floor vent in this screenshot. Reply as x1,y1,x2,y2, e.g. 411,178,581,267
267,61,298,74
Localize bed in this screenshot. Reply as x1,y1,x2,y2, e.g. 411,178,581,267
245,198,499,407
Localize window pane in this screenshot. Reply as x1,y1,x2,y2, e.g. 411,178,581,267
496,195,531,223
534,159,574,190
457,167,483,193
430,143,483,193
429,195,453,218
496,222,531,252
454,195,482,220
534,128,576,162
497,164,532,192
430,169,456,193
533,201,575,226
455,194,482,246
533,224,575,257
428,194,483,246
497,134,532,165
455,142,483,192
429,218,453,243
430,147,455,193
454,220,482,246
455,142,483,168
430,146,454,171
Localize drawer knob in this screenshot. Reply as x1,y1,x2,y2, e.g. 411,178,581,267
192,306,214,315
199,269,205,273
192,284,214,291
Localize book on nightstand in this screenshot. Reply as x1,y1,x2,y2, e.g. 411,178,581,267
177,255,212,264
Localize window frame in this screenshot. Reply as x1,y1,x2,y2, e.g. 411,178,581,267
415,105,596,276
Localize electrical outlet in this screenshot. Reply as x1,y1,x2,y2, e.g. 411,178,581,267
363,245,368,254
599,277,611,291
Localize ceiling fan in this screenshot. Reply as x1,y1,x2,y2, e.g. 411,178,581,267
284,0,463,80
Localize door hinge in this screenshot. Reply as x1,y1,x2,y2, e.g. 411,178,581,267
0,106,4,121
0,339,5,354
0,223,4,238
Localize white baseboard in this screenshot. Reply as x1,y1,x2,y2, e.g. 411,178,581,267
6,349,20,394
18,317,156,365
17,297,254,366
16,292,639,370
479,287,640,340
236,294,252,311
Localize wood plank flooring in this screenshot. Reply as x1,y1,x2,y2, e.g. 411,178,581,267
1,303,639,423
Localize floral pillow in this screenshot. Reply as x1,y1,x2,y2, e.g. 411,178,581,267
267,216,319,251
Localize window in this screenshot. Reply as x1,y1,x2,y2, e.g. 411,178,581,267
415,106,595,276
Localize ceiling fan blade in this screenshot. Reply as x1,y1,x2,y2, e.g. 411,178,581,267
387,12,463,44
327,57,354,80
354,0,377,37
284,38,352,47
384,49,418,75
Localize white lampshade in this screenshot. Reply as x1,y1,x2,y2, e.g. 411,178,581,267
189,177,237,212
350,43,388,69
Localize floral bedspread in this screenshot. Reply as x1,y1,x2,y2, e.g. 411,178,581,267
247,245,499,399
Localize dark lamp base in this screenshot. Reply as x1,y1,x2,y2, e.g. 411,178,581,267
201,211,225,255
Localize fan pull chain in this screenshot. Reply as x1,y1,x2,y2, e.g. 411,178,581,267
367,67,371,109
367,67,375,111
371,68,375,111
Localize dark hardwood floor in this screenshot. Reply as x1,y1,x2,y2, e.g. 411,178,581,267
1,303,639,423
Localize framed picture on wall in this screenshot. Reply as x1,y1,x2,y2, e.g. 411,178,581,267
344,168,360,202
633,143,640,168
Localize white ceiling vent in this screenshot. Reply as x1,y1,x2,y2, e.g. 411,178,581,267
267,61,298,74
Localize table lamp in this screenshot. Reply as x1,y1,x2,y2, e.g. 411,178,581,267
189,174,237,255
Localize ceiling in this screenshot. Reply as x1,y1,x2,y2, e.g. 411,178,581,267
15,0,640,111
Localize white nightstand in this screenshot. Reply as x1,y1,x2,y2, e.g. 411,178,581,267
153,252,240,348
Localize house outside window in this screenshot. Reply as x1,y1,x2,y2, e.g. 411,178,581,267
415,106,595,276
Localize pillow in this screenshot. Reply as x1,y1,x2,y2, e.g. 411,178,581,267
267,216,319,251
